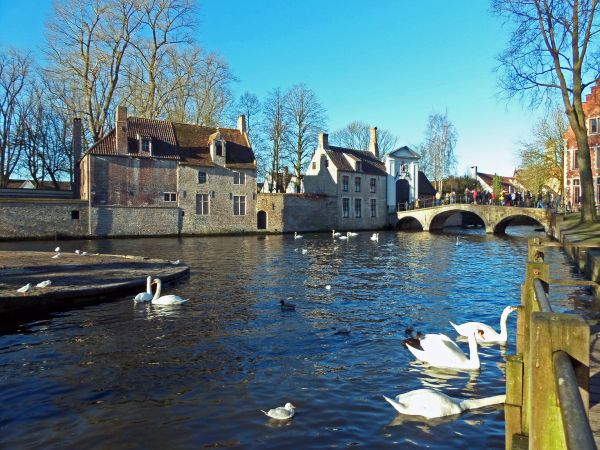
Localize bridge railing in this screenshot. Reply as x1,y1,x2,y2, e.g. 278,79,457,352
391,196,554,213
505,237,598,450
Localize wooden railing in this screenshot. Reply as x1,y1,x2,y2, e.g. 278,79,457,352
505,237,598,450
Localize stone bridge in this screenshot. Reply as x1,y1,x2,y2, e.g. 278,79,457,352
392,204,550,234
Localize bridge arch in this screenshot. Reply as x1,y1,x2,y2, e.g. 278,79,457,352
427,209,487,231
493,213,545,234
395,216,425,231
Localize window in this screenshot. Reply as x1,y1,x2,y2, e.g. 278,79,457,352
370,199,377,218
198,171,207,184
71,210,79,220
574,150,578,169
196,193,209,215
216,141,223,156
233,195,246,215
355,177,361,192
596,146,600,169
312,161,316,170
356,161,362,171
342,198,350,218
342,175,349,192
590,117,599,135
141,137,151,153
233,171,246,185
325,159,329,167
370,178,376,193
355,198,362,218
163,192,177,202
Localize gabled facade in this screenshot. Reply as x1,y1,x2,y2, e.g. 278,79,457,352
386,146,420,211
563,79,600,208
303,128,387,229
80,107,257,234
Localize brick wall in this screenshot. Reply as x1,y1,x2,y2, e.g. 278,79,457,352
91,206,180,237
256,193,337,232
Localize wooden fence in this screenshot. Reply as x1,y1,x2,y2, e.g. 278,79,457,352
505,237,598,450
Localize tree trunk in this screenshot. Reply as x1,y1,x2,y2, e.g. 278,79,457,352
573,128,597,222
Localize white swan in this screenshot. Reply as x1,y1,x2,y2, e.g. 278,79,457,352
370,233,379,241
36,280,52,288
338,235,348,240
332,229,341,237
456,236,460,246
260,402,295,420
151,278,188,305
51,253,61,259
54,246,60,252
134,276,153,303
347,231,358,237
383,388,505,419
450,306,519,344
405,331,482,370
294,232,303,239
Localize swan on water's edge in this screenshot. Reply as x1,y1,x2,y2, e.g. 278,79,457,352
36,280,52,288
383,388,506,419
261,403,295,420
150,278,188,305
17,283,32,293
405,330,483,370
450,306,519,344
134,276,153,303
280,300,296,311
52,253,61,259
294,232,303,239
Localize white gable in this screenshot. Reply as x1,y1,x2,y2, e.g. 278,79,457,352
388,146,421,160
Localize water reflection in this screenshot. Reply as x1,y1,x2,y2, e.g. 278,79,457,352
0,226,591,449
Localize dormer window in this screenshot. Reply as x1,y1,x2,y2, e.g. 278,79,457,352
356,161,362,171
138,135,152,154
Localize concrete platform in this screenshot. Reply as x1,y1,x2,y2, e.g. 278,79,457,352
0,251,189,319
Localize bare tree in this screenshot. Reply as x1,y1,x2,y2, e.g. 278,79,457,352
237,91,260,138
516,107,568,199
418,111,458,192
125,0,195,118
492,0,599,222
284,84,326,191
262,88,288,192
330,121,399,156
0,48,32,187
45,0,142,142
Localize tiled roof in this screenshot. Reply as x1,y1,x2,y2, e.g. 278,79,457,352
477,172,513,188
325,145,387,176
418,171,436,196
85,117,255,169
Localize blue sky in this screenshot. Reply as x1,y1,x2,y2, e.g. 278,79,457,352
0,0,543,176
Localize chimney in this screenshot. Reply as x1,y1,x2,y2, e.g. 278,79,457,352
318,132,328,149
237,114,247,134
72,117,82,199
369,127,379,158
470,166,478,180
116,105,128,152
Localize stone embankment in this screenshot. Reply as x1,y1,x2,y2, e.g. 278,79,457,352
0,251,189,319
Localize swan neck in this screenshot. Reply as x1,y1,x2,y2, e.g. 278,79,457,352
146,276,152,294
467,333,480,368
460,394,506,411
152,279,162,300
499,309,512,340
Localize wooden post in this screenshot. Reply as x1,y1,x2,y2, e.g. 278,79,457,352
521,261,549,435
529,312,590,450
505,354,524,450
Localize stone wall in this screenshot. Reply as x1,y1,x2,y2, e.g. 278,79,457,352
0,199,181,240
256,193,337,232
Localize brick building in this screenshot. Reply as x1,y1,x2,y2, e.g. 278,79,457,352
80,107,257,234
303,128,388,230
564,80,600,208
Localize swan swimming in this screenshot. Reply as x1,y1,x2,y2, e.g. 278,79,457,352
370,233,379,241
134,276,153,303
456,236,460,246
347,231,358,237
338,235,348,240
405,330,483,370
54,246,60,252
260,402,295,420
294,232,303,239
383,388,505,419
332,229,342,237
150,278,188,305
450,305,519,344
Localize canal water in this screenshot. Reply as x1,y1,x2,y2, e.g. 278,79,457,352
0,227,593,449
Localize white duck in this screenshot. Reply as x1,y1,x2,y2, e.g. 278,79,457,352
151,278,188,305
405,331,482,370
134,276,153,303
370,233,379,241
260,402,295,420
294,232,303,239
347,231,358,237
332,229,342,237
383,388,505,419
450,305,519,344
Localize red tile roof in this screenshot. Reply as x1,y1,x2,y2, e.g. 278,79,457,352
326,145,386,176
85,117,255,169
